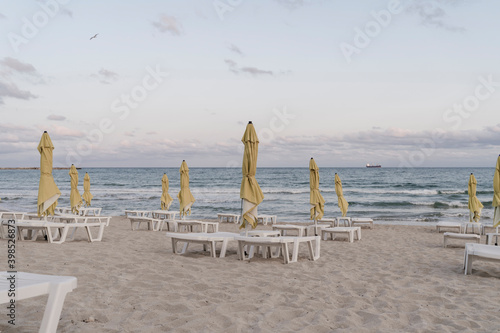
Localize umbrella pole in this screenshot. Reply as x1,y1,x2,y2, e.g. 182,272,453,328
314,208,318,236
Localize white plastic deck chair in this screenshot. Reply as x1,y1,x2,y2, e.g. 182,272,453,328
0,271,77,333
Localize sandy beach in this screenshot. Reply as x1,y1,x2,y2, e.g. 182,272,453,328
2,217,500,332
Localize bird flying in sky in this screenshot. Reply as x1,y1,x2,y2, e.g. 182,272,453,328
90,34,98,40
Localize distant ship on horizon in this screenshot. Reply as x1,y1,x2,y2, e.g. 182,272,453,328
366,163,381,168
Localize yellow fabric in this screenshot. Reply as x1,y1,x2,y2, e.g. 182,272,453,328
69,165,83,214
493,156,500,227
161,173,173,210
240,122,264,229
37,132,61,216
468,173,483,222
177,161,195,217
309,158,325,220
82,172,93,207
335,173,349,217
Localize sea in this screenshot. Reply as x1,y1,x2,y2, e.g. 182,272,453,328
0,167,497,225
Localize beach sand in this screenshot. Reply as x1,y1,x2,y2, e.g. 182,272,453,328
2,217,500,332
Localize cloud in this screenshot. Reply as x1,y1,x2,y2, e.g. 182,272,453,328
152,15,183,36
240,66,274,76
224,59,274,76
91,68,119,84
407,0,466,32
0,57,44,85
0,81,37,105
227,43,244,56
0,13,6,20
47,115,66,121
1,57,37,75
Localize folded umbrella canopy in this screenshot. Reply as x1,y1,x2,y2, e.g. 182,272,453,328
82,172,93,207
240,121,264,229
493,156,500,228
309,158,325,224
161,173,173,210
37,131,61,216
468,173,483,222
178,160,195,218
335,173,349,217
69,164,83,214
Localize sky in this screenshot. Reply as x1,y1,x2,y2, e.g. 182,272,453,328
0,0,499,168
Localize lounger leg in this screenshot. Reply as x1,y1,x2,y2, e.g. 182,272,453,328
314,236,320,260
39,282,73,333
85,226,93,242
210,241,217,258
238,241,246,260
171,239,178,254
290,240,299,263
465,255,473,275
181,242,189,254
248,245,255,259
220,239,229,258
51,226,69,244
95,224,105,242
282,243,290,264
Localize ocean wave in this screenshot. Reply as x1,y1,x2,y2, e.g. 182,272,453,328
438,190,466,195
347,188,440,195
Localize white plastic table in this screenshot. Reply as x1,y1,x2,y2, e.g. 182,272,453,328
0,271,77,333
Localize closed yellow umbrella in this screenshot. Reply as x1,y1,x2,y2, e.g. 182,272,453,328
178,160,195,218
493,156,500,228
309,158,325,223
468,173,483,222
240,121,264,229
161,173,173,210
335,173,349,217
37,131,61,216
82,172,93,207
69,164,83,214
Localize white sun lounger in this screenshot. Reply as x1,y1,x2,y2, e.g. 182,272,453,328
464,243,500,275
321,227,361,242
16,220,105,244
0,271,77,333
0,212,27,238
55,206,102,216
436,222,462,233
166,232,239,258
443,232,480,248
272,224,307,237
127,216,164,231
351,217,374,229
235,235,320,264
